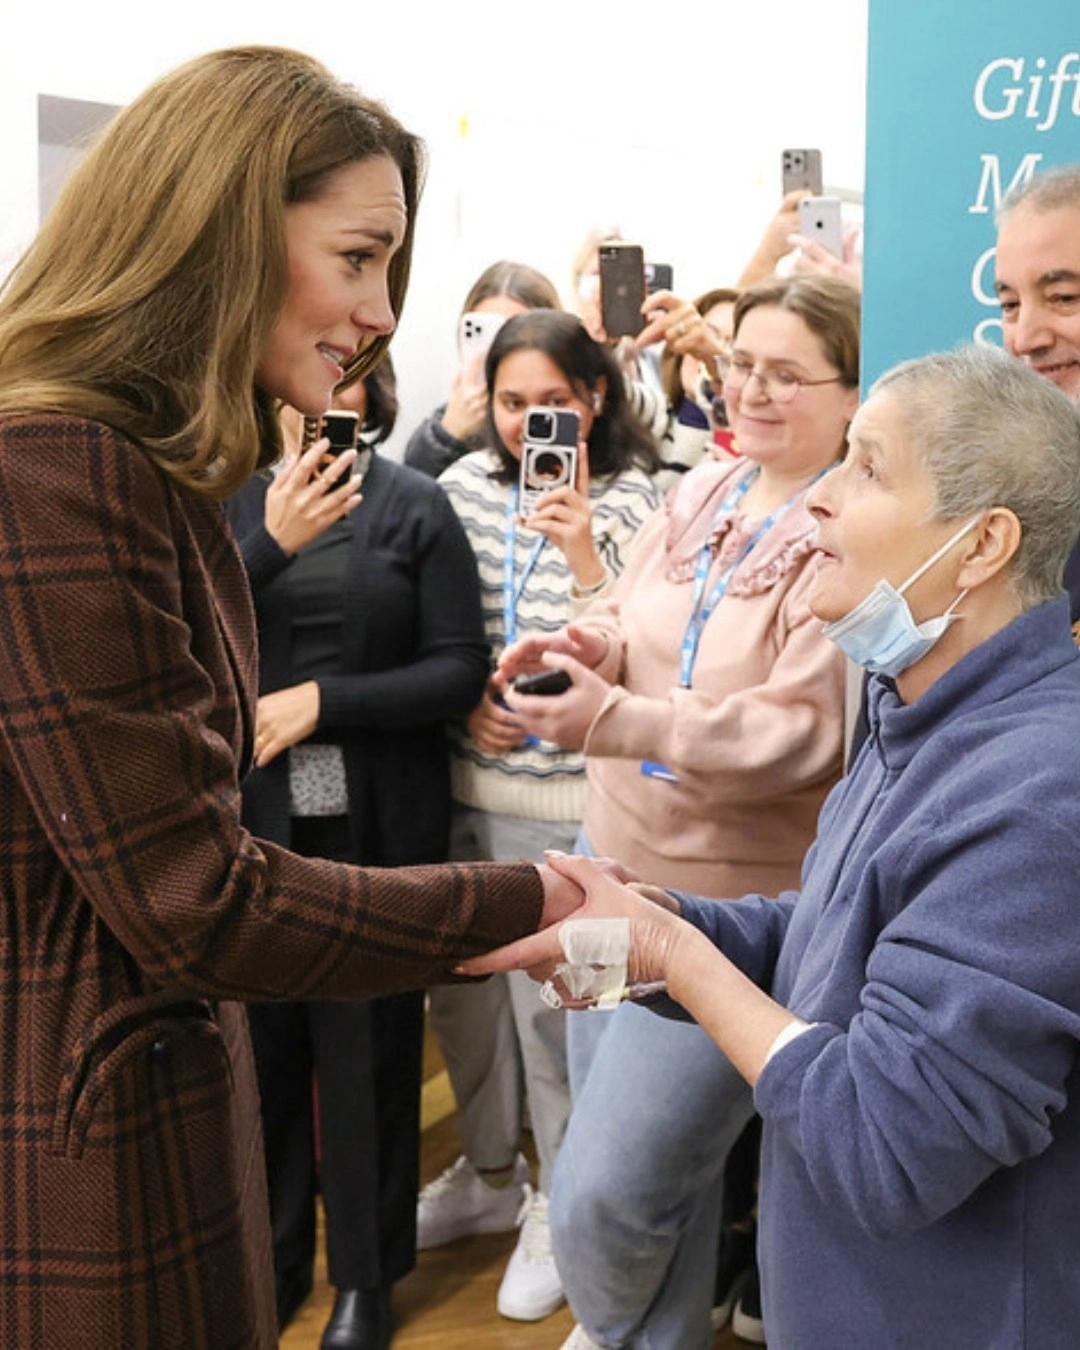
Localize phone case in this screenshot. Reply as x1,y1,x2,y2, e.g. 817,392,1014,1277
797,196,844,259
782,148,823,197
458,311,505,369
599,243,646,337
519,407,580,517
318,410,360,453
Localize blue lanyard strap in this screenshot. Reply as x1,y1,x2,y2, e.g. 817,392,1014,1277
503,487,547,648
677,464,829,688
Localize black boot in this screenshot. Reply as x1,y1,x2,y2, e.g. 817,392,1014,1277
320,1286,393,1350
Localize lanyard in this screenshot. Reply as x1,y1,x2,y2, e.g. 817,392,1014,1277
503,487,547,648
677,464,828,688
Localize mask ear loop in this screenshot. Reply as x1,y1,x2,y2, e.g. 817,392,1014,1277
939,589,969,622
897,515,983,599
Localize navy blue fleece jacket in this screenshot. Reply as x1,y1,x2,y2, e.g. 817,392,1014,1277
680,596,1080,1348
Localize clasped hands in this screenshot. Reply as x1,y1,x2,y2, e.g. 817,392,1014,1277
456,851,686,1008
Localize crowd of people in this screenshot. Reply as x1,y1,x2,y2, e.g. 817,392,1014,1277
2,42,1080,1350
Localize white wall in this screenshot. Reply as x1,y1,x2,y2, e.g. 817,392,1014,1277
0,0,868,457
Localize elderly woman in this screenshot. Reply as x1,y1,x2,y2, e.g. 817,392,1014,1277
466,344,1080,1348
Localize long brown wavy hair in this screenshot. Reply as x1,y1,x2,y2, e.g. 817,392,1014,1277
0,46,424,498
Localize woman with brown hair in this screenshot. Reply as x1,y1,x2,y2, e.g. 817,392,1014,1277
0,45,576,1347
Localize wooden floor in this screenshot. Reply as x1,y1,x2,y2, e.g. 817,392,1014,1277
280,1022,749,1349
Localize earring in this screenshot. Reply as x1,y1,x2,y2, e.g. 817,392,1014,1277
593,395,603,412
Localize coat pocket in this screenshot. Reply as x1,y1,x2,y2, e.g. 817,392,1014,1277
51,995,225,1159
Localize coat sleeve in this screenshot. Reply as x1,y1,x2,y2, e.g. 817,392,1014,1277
0,417,543,1001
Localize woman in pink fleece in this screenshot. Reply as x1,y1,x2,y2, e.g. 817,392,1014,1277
499,273,861,1350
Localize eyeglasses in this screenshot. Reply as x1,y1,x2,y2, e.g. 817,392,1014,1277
724,357,846,405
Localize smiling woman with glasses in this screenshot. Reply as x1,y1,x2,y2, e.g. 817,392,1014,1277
724,356,847,403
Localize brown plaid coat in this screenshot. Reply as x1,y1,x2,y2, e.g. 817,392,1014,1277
0,415,543,1348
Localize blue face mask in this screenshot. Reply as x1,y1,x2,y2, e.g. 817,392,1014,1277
821,517,981,678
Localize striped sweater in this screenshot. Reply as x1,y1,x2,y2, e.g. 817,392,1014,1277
438,449,661,821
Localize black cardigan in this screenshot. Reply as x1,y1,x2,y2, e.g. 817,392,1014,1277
225,454,489,866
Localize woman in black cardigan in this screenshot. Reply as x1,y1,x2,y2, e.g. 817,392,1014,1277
225,358,489,1350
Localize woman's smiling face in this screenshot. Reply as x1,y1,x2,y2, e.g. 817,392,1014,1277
255,155,407,416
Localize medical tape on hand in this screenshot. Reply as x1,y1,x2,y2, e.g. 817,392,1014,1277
539,917,630,1011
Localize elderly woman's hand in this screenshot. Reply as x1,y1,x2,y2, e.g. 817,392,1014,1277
456,853,685,991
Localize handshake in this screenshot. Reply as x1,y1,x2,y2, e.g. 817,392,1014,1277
455,851,684,1011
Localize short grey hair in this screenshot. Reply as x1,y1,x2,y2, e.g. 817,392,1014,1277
871,345,1080,610
998,163,1080,222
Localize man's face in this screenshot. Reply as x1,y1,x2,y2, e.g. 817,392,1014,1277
995,201,1080,402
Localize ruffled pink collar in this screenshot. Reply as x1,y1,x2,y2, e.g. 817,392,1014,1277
664,456,824,596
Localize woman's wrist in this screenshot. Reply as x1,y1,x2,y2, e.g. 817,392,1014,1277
570,561,608,596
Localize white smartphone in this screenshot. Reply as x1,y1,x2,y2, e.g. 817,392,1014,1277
798,196,844,260
457,311,505,370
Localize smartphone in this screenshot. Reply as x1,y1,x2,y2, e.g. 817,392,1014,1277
599,242,646,337
512,669,572,696
318,409,360,454
519,406,580,517
458,310,505,370
798,195,844,259
782,148,823,197
644,261,674,295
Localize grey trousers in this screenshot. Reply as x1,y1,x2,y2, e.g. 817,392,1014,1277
426,805,579,1194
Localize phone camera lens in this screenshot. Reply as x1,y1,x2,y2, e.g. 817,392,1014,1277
527,411,554,440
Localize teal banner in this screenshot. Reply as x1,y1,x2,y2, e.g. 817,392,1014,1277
863,0,1080,385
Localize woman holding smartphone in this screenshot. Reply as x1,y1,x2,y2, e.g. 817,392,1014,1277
403,259,561,479
419,310,660,1324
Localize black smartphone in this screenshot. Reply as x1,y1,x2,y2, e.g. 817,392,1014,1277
645,262,673,295
318,409,360,454
599,242,646,337
512,669,572,696
782,148,823,197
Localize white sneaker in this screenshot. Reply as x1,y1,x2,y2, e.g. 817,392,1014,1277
560,1325,603,1349
496,1186,566,1321
416,1153,528,1250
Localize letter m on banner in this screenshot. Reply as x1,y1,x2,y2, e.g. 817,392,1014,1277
969,154,1044,214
